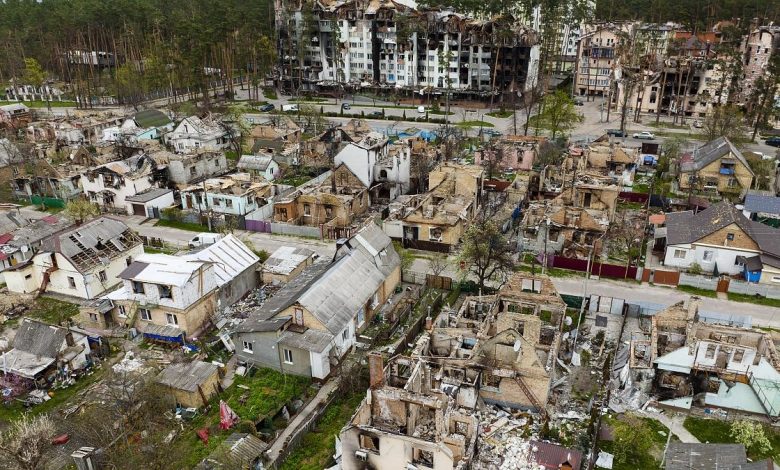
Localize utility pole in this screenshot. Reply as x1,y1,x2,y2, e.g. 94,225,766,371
571,243,593,365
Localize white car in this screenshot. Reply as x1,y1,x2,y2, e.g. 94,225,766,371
417,105,427,114
632,131,655,140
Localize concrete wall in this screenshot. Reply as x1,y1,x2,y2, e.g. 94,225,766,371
136,291,217,337
219,264,259,307
167,153,228,185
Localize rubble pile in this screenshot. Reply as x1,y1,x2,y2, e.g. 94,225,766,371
112,351,148,374
473,406,540,469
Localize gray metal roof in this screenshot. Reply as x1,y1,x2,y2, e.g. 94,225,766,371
8,215,74,248
279,328,334,353
263,246,316,275
664,443,772,470
183,234,259,287
125,188,173,204
744,193,780,216
680,136,755,176
12,318,68,358
238,223,399,335
156,360,219,392
237,154,275,171
247,317,290,332
118,261,149,280
665,202,780,257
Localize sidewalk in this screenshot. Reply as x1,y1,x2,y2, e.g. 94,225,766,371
640,410,700,443
265,377,341,465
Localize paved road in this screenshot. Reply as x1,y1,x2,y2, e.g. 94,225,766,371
551,276,780,328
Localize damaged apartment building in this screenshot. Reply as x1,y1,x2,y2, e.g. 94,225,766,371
276,0,539,99
628,298,780,418
339,273,565,469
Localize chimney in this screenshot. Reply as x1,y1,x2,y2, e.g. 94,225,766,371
368,352,384,388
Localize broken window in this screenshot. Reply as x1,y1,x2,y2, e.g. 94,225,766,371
413,448,434,467
243,341,253,353
166,313,178,325
118,305,127,317
324,205,334,219
159,285,173,299
705,344,716,359
359,434,380,452
132,281,145,294
293,308,304,326
139,308,151,321
303,203,311,216
482,372,501,388
68,276,76,289
98,270,107,282
89,313,97,322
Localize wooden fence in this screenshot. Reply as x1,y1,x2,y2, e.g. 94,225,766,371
550,255,639,280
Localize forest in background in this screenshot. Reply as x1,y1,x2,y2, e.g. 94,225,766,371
0,0,276,105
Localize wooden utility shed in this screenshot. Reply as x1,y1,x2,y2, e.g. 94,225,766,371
156,360,220,408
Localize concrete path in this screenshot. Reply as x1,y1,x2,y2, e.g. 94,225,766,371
265,377,341,465
640,410,700,443
221,354,238,389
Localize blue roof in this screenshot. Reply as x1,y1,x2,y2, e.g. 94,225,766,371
744,193,780,216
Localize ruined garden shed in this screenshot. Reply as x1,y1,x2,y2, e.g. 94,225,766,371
156,360,220,408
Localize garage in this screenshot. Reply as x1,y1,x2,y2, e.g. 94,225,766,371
125,188,175,218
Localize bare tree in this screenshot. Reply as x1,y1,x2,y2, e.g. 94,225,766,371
0,414,55,470
458,215,514,292
521,85,543,136
428,252,449,279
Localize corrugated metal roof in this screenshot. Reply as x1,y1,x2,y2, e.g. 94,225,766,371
119,254,207,287
196,433,268,469
665,443,749,470
279,328,334,353
263,246,315,275
125,188,173,203
183,235,259,287
529,440,583,470
13,318,67,358
237,154,275,171
156,360,218,392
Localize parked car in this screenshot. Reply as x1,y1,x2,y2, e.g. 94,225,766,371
632,131,655,140
417,105,427,114
766,137,780,147
483,129,502,137
188,233,223,248
341,103,351,110
259,103,275,112
692,120,703,128
573,99,584,106
281,104,299,112
606,129,626,137
368,111,383,117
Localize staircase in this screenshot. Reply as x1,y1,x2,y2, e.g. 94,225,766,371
515,375,546,417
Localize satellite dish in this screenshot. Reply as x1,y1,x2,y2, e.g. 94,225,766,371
20,245,28,253
564,316,573,326
513,338,521,352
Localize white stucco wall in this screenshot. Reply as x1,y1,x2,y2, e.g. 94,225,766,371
121,263,217,310
81,174,154,214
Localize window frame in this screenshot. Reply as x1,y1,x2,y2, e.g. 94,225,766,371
139,308,152,321
283,348,294,364
166,313,178,326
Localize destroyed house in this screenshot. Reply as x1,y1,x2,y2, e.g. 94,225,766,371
630,299,780,418
167,115,231,153
664,443,773,470
382,163,484,252
181,173,273,216
4,217,143,299
261,246,317,285
0,318,91,382
340,354,479,470
12,159,84,203
233,224,400,380
0,214,73,274
81,154,163,215
420,273,563,412
272,164,370,238
156,150,229,186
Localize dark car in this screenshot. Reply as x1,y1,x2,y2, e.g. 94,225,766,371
259,103,275,112
368,111,383,117
341,103,351,110
606,129,626,137
574,99,584,106
766,137,780,147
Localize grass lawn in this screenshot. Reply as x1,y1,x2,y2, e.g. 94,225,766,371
27,297,80,325
727,292,780,308
598,415,672,470
631,183,650,194
428,109,454,116
0,365,106,422
457,120,494,128
155,219,209,232
350,103,416,110
0,100,77,108
263,88,278,100
277,174,313,187
279,391,364,470
676,284,717,298
225,150,239,161
143,245,179,255
170,368,311,469
289,97,329,103
486,110,514,118
683,416,780,462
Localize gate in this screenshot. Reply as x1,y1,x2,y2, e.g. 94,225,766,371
716,277,730,293
426,274,452,290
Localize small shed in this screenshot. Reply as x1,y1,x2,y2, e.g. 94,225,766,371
237,154,280,181
195,432,269,469
156,360,221,408
125,187,174,217
261,246,316,284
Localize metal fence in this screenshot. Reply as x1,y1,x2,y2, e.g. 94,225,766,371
727,280,780,300
678,273,719,290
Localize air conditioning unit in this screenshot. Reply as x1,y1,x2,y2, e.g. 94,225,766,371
355,450,368,461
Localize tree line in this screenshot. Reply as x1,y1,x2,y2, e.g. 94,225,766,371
0,0,277,108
